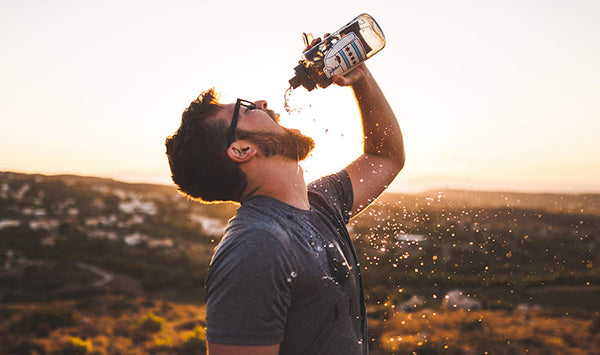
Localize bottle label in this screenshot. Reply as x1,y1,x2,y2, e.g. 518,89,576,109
323,33,367,78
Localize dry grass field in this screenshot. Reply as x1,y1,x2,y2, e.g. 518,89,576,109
0,296,207,354
1,296,599,354
369,308,600,354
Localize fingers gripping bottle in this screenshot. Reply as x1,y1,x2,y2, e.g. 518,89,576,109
288,13,386,91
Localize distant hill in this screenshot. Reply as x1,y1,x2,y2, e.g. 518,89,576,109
1,171,177,195
1,170,598,317
380,189,600,216
0,171,238,219
3,171,598,215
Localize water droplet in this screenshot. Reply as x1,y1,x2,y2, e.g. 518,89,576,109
283,86,294,113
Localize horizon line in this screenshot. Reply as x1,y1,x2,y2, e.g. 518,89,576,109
2,170,599,196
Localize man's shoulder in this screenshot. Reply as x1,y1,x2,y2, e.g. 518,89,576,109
228,197,292,232
218,198,296,252
307,169,351,194
307,170,353,222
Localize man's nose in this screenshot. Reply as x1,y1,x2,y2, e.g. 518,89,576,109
254,100,268,110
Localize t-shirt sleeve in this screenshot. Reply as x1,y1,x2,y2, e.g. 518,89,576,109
205,229,295,346
308,170,354,224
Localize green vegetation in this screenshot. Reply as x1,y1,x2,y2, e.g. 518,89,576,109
0,296,207,354
53,336,93,355
135,313,165,333
0,298,597,354
1,171,599,353
9,305,76,337
369,309,600,354
351,193,600,314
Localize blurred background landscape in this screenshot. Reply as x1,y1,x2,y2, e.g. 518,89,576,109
1,0,599,353
1,171,598,354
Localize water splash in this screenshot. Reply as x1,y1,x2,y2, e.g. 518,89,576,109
284,86,295,113
284,85,311,114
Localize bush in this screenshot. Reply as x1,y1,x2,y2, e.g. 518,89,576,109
180,326,207,355
131,313,165,344
51,337,92,355
459,318,484,332
150,335,174,353
7,339,46,355
10,305,76,337
589,314,600,334
136,313,164,333
107,298,140,316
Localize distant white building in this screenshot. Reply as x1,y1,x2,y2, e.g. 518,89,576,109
85,218,101,227
32,208,47,218
125,214,145,225
399,295,424,312
119,200,157,215
66,207,79,217
149,238,174,248
123,232,173,248
0,184,9,199
92,185,110,194
124,232,147,246
112,189,128,199
189,214,225,235
29,219,60,230
88,230,118,240
0,219,20,229
397,234,426,242
442,290,482,311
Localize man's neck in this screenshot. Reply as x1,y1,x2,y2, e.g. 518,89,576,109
240,158,310,210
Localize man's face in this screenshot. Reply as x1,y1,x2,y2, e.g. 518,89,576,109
219,100,315,161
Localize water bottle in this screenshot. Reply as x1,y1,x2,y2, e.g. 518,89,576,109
288,13,386,91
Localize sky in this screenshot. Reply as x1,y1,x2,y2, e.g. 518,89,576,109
1,0,599,194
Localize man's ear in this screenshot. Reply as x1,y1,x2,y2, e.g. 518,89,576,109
227,140,257,163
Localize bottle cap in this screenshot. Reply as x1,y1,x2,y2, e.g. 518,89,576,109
289,64,316,91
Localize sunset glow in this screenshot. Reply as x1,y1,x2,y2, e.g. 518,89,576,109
1,0,598,193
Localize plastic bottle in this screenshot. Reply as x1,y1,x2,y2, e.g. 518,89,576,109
288,13,386,91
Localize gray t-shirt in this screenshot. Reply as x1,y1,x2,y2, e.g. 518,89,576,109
206,170,367,354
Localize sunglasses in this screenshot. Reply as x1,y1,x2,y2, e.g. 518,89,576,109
226,98,257,147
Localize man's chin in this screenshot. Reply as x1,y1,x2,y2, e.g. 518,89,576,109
267,109,280,123
238,128,314,161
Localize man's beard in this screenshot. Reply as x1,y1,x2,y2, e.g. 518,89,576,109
236,128,315,162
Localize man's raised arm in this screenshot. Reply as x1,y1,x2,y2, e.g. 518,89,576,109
333,64,405,216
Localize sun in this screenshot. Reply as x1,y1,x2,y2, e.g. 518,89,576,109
276,86,365,182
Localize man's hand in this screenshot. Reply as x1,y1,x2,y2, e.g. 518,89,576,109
331,63,368,87
305,34,367,87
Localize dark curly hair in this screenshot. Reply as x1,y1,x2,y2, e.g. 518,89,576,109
165,88,247,203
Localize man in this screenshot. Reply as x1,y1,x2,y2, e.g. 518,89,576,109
165,42,404,354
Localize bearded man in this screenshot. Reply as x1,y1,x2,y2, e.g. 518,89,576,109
165,57,404,354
